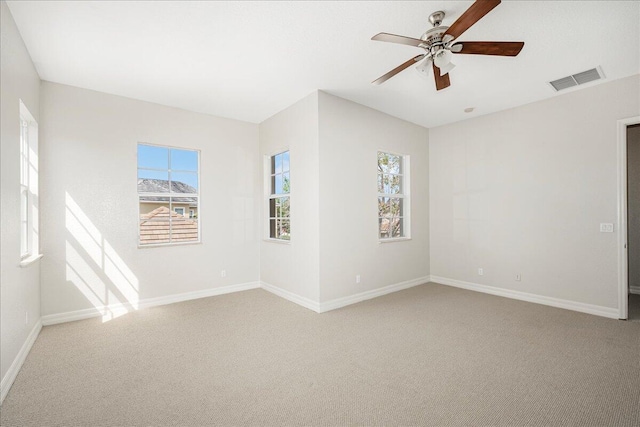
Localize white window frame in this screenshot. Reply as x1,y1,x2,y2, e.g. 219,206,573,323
173,207,185,216
264,150,291,242
377,150,411,242
19,101,41,266
137,143,201,247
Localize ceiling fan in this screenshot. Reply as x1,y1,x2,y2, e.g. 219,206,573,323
371,0,524,90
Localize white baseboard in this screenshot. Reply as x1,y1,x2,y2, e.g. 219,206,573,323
319,276,431,313
630,286,640,295
260,281,321,312
260,276,430,314
41,281,261,326
1,320,42,405
430,276,620,319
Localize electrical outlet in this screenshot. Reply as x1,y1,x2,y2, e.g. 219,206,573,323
221,270,226,278
515,274,521,281
356,275,361,284
600,223,614,233
478,268,484,276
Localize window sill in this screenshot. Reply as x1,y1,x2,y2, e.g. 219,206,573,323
138,241,202,249
379,237,412,244
263,238,291,245
19,253,43,268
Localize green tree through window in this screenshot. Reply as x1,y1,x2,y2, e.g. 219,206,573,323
378,151,407,239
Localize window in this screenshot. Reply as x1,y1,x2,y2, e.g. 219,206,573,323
377,151,410,240
268,151,290,240
19,101,39,261
137,144,199,246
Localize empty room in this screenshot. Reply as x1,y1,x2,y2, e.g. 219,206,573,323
1,1,639,425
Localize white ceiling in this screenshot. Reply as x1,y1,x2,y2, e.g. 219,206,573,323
7,1,640,128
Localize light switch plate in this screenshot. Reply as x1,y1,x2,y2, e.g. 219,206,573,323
600,223,614,232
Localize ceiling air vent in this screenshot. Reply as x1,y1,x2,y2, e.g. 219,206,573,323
548,67,605,92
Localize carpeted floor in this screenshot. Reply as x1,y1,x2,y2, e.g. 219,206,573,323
1,283,639,426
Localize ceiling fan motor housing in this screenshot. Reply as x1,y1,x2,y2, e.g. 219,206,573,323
420,26,449,53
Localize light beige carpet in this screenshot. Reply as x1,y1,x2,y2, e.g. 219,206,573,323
1,283,639,426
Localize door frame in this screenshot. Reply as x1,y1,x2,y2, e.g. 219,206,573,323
617,115,640,320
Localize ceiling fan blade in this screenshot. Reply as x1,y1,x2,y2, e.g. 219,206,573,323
444,0,501,41
371,32,424,47
451,41,524,56
372,55,425,85
432,62,451,90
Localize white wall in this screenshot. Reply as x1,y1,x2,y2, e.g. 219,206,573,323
318,92,430,302
0,0,42,392
430,75,640,310
259,91,320,302
39,82,260,318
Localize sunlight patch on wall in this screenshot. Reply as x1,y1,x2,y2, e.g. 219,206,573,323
65,192,139,322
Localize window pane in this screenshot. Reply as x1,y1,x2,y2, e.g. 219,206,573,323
277,219,290,240
282,172,290,194
275,174,283,194
275,153,283,174
282,151,290,172
392,218,404,238
138,145,168,170
378,152,401,174
172,215,198,243
170,172,198,193
270,219,276,238
279,197,290,218
380,173,401,194
139,196,198,245
390,198,403,216
138,170,170,192
21,187,28,254
170,149,198,171
20,189,28,223
269,198,277,218
379,218,390,239
139,196,171,245
378,197,390,217
389,174,402,194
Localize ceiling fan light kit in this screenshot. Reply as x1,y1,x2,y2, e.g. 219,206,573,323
415,57,432,78
371,0,524,90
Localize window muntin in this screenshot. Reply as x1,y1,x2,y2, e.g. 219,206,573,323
378,151,409,239
269,151,290,240
138,144,200,246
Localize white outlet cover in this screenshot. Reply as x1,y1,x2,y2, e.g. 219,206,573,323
600,223,614,232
